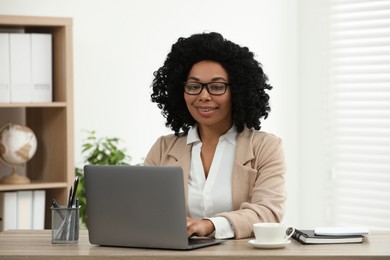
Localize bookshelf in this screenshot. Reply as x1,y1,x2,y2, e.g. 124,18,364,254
0,15,74,228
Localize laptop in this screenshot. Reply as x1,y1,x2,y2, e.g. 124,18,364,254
84,165,225,250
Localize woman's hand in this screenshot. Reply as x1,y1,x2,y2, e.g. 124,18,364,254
186,217,215,237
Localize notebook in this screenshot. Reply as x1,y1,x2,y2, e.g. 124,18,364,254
84,165,225,250
290,229,364,244
314,227,369,236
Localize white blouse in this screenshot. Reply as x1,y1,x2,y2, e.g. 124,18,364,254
186,125,237,239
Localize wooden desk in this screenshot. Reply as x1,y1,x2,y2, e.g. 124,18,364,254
0,230,389,260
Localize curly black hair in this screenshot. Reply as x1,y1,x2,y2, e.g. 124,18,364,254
151,32,272,136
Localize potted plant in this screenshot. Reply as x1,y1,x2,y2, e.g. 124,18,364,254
75,130,132,227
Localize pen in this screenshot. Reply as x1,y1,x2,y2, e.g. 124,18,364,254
67,186,73,207
52,198,59,208
52,198,65,220
70,177,79,207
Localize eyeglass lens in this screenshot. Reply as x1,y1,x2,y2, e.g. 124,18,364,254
184,82,227,95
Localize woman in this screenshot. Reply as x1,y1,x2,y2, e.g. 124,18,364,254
144,32,286,239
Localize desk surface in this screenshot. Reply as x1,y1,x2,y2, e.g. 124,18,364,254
0,230,390,260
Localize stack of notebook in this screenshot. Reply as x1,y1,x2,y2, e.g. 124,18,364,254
290,227,369,244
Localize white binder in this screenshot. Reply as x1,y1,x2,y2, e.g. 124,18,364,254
32,190,46,229
0,33,10,103
17,190,33,229
10,33,32,103
0,191,17,231
31,34,52,102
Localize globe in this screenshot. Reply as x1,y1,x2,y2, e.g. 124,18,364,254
0,123,37,184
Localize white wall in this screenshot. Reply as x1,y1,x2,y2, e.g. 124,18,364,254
0,0,301,227
297,0,329,228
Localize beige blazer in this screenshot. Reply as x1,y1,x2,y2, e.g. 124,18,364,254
144,127,287,239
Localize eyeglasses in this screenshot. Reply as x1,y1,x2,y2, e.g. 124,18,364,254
183,82,230,96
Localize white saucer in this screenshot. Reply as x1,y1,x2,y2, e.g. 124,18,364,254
248,239,291,249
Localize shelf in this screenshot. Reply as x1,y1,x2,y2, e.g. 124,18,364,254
0,102,67,108
0,181,68,191
0,15,74,228
0,15,71,27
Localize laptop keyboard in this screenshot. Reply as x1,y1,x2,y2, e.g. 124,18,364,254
188,238,216,246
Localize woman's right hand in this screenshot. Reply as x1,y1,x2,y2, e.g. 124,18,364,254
186,217,215,237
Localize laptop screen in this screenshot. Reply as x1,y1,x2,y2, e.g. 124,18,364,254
85,165,192,249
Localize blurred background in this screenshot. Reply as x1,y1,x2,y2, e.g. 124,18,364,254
0,0,389,230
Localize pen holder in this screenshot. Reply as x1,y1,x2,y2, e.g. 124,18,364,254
51,206,80,244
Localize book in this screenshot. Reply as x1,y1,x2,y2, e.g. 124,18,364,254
290,229,364,244
314,227,369,236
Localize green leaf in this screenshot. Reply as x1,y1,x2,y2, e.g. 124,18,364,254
75,130,132,228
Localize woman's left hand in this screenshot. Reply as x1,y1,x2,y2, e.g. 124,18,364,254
186,217,215,237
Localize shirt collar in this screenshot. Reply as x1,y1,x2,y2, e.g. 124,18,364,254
187,125,201,144
186,125,237,145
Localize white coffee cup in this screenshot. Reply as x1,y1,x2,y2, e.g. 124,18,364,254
253,223,295,244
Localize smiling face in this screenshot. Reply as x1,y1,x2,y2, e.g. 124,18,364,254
184,60,232,133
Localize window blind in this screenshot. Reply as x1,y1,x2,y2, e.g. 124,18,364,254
326,0,390,229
